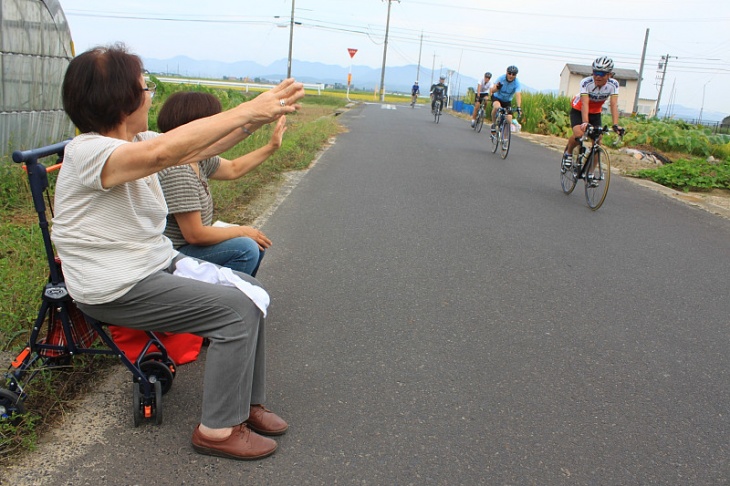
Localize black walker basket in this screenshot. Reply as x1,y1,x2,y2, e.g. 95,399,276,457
1,140,176,426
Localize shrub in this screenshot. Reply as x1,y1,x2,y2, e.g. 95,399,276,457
632,157,730,191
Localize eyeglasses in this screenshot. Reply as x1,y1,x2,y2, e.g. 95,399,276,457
144,80,156,99
593,71,609,77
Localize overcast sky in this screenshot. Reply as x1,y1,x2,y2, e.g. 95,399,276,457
58,0,730,117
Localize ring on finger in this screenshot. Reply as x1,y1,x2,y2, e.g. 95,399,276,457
279,99,286,107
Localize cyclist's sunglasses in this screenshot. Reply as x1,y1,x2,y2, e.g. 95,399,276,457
506,71,517,75
593,70,610,77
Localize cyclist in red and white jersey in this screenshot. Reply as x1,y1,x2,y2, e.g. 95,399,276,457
562,56,624,167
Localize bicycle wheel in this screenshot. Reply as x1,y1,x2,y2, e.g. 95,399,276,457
490,118,500,153
435,102,441,123
476,110,484,132
560,152,577,194
584,146,611,210
499,119,511,159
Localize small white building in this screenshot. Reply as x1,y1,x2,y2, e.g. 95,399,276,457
559,64,653,116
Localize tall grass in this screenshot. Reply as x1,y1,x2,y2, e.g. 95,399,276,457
520,92,572,136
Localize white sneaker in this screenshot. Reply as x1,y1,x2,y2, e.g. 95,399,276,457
470,120,475,127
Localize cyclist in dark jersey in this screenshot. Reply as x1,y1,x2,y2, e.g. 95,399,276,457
430,75,448,113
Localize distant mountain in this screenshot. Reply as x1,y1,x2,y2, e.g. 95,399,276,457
143,56,575,100
658,103,727,124
143,56,483,95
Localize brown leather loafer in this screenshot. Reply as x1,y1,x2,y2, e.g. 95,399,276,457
192,423,277,460
245,404,289,436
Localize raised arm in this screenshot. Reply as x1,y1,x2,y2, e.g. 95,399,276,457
211,116,287,181
101,79,304,188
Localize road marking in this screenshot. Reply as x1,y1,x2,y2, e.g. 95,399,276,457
381,104,396,110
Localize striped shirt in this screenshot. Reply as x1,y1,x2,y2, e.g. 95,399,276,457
158,157,221,248
51,132,175,304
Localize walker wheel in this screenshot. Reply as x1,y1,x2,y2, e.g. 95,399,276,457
140,352,177,378
0,388,26,425
139,359,174,395
154,380,163,425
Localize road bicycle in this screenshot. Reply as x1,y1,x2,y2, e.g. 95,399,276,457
432,97,444,123
560,125,624,210
473,95,488,132
490,106,519,159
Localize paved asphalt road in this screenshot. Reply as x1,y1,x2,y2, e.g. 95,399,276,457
6,103,729,485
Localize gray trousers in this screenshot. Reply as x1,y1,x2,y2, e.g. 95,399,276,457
78,256,266,429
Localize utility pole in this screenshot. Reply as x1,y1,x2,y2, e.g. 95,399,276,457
430,53,436,87
287,0,295,78
655,54,677,118
699,81,710,125
632,28,649,116
379,0,399,102
416,31,423,83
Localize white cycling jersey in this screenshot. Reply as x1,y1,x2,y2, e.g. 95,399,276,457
571,76,619,114
477,80,493,95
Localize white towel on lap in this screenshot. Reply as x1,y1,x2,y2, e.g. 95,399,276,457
173,257,270,317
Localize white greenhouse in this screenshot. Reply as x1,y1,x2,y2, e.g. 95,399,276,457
1,0,75,157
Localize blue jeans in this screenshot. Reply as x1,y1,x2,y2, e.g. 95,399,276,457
178,237,264,277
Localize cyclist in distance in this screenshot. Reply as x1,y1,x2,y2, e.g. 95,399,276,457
471,72,493,127
561,56,624,167
489,65,522,132
411,81,420,106
430,75,448,113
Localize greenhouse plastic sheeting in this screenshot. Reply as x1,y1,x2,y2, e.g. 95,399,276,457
1,0,75,156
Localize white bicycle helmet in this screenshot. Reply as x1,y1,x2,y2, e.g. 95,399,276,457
592,56,614,72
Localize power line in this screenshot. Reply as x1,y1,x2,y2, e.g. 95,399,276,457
64,9,729,76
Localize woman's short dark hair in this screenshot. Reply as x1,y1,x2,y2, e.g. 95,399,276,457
62,43,145,134
157,92,222,133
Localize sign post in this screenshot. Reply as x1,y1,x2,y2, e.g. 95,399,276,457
346,48,357,101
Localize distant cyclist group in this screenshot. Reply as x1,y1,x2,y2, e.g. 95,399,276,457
408,55,626,209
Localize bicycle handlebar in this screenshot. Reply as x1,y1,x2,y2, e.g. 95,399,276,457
577,125,626,144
